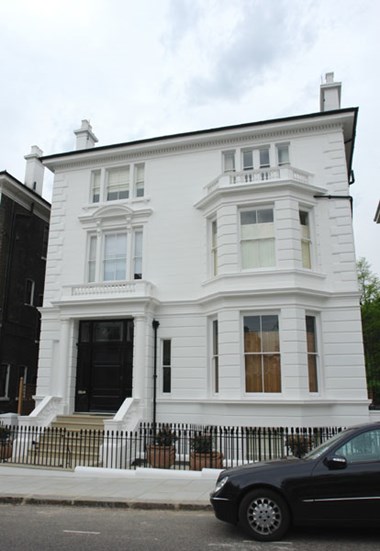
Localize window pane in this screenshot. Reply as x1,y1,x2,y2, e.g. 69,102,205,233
262,315,279,352
107,167,130,200
308,356,318,392
103,233,127,281
91,171,101,203
260,148,270,168
257,209,274,224
277,144,289,165
243,150,253,170
135,164,145,197
224,152,235,172
263,355,281,392
163,340,171,366
245,355,262,392
134,230,143,279
244,316,261,352
241,211,257,226
94,321,123,342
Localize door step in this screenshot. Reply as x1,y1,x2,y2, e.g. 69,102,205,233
51,414,112,432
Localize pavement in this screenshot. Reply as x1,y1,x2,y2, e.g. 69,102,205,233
0,464,222,510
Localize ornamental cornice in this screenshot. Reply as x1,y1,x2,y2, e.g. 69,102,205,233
47,122,344,172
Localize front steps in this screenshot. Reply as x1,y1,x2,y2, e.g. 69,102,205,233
27,414,112,469
52,414,112,432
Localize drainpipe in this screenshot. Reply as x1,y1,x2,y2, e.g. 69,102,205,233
152,319,160,430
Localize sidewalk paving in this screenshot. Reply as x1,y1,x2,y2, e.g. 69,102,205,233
0,464,221,510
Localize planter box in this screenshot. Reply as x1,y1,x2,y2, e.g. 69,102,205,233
147,445,175,469
190,451,223,471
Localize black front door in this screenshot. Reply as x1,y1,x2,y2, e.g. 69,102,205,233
75,319,134,413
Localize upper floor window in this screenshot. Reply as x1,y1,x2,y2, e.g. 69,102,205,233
306,315,318,393
242,150,253,171
41,224,49,259
211,219,218,276
0,364,10,399
87,228,143,283
300,210,311,269
133,230,143,279
103,232,128,280
259,147,270,168
240,208,275,269
223,151,235,172
107,167,130,201
91,171,101,203
24,279,35,306
244,314,281,393
277,144,289,165
134,164,145,198
90,163,145,204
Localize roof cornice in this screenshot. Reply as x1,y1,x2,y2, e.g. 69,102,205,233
40,108,358,173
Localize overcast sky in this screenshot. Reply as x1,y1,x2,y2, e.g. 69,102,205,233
0,0,379,275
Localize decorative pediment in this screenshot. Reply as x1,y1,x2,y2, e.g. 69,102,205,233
79,202,153,229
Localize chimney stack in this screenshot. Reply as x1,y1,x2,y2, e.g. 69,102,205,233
24,145,44,196
320,72,342,111
74,119,98,150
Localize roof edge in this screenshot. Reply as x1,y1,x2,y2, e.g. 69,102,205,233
40,107,359,163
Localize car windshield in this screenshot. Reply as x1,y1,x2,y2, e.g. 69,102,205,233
303,429,350,460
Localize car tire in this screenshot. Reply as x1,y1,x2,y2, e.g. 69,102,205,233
238,488,290,541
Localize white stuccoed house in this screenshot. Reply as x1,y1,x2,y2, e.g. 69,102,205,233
25,73,369,432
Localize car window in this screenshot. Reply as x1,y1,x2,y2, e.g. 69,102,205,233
335,429,380,463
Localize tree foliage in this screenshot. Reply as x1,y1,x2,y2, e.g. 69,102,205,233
357,258,380,406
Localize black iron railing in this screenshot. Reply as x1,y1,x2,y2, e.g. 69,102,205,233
0,423,343,471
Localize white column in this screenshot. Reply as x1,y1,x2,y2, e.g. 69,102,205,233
133,315,147,400
56,318,71,407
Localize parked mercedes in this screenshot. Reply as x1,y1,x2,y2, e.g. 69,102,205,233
210,422,380,541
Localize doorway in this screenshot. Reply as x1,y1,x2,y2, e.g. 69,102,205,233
75,319,134,413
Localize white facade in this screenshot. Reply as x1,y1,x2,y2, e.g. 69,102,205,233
31,85,369,429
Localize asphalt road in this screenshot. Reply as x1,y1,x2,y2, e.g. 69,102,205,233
0,504,379,550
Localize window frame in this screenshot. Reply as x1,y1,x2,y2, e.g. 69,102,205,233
239,206,276,270
223,150,236,173
210,218,218,277
276,143,290,166
0,364,10,399
211,318,219,394
305,314,319,393
243,313,282,394
87,227,143,283
162,339,172,394
299,209,312,269
24,279,35,306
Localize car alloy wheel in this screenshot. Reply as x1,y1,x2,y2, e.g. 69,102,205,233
239,489,290,541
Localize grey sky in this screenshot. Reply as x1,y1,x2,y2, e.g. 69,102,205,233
0,0,379,275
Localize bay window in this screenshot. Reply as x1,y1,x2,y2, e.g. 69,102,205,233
240,208,275,269
244,314,281,393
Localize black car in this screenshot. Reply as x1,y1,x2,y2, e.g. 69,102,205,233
210,421,380,541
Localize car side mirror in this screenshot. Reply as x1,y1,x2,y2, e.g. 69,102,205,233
323,455,347,470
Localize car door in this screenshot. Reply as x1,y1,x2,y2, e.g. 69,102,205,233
306,428,380,522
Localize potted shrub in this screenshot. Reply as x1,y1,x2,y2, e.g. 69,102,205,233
286,433,312,458
190,432,223,471
0,425,12,462
147,425,177,469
